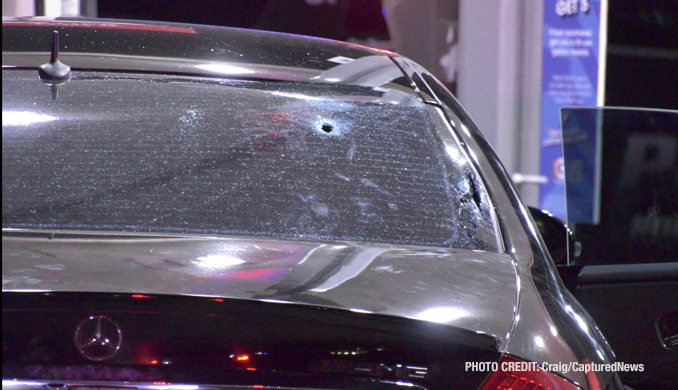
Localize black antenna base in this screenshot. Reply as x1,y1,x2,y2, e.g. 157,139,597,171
38,30,72,83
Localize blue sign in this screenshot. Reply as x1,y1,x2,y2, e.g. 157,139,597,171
539,0,607,220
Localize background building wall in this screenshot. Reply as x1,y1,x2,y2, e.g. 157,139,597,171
456,0,545,206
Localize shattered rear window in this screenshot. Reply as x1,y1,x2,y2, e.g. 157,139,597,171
2,72,498,251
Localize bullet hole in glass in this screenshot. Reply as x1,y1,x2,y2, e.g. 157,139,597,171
321,123,333,133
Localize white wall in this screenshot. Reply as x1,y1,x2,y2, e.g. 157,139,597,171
457,0,544,206
2,0,35,16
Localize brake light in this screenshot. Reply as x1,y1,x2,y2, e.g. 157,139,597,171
481,356,580,390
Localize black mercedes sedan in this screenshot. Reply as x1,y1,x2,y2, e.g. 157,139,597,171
2,18,622,390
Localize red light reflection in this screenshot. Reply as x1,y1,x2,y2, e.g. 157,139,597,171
133,341,159,365
131,294,150,299
2,20,198,34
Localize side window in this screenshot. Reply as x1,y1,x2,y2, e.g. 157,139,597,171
562,108,678,265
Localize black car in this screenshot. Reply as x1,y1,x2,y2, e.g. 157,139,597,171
3,18,622,390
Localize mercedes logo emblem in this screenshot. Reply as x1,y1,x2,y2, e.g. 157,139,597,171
74,316,122,361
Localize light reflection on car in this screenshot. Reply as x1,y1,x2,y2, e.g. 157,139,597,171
2,17,624,390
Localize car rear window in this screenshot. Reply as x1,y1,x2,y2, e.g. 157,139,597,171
2,71,498,251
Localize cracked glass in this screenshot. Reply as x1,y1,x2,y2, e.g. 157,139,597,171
2,71,498,251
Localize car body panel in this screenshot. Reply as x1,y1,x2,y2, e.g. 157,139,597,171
3,290,503,389
2,18,407,90
411,69,618,388
2,232,516,346
2,17,624,390
2,18,384,71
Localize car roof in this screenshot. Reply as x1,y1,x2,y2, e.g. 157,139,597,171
2,17,404,85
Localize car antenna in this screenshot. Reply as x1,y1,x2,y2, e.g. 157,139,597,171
38,30,71,100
